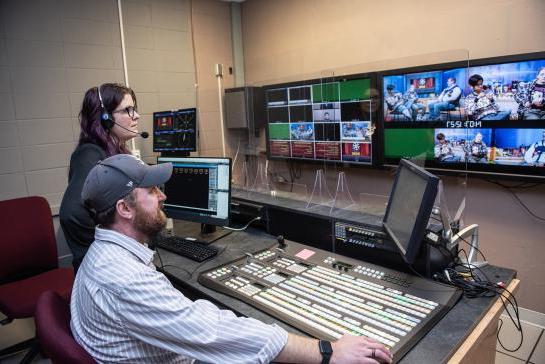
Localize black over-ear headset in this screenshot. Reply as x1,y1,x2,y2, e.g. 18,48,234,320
96,84,149,139
97,84,114,130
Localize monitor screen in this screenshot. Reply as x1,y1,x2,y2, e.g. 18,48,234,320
267,88,288,106
266,77,374,164
157,157,231,226
381,52,545,178
383,159,439,264
153,108,197,153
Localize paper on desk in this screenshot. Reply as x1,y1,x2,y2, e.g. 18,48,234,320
295,249,315,260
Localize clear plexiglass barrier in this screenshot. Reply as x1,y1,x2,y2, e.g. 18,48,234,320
228,50,471,232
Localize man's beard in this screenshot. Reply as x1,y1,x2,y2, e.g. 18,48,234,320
133,203,167,240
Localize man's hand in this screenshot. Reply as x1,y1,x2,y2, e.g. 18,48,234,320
331,335,392,364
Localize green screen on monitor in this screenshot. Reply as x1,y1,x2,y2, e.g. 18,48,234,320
312,82,340,103
268,123,290,140
384,129,435,159
340,78,371,101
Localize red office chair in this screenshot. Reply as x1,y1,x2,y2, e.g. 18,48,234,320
0,196,74,363
35,291,95,364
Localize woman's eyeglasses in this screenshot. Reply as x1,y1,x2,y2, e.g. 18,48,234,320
113,106,138,119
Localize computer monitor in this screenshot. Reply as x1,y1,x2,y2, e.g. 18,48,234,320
153,108,197,154
383,159,439,264
157,157,231,227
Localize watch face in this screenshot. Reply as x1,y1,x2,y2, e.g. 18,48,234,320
319,340,333,354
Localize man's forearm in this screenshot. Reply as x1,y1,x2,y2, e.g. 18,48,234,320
274,333,321,364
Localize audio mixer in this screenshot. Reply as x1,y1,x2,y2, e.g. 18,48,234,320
198,243,461,362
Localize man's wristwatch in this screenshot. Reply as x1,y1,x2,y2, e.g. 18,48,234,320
318,340,333,364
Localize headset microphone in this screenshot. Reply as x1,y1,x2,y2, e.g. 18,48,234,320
111,120,149,138
97,85,148,138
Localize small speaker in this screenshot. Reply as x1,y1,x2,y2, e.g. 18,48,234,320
224,87,264,136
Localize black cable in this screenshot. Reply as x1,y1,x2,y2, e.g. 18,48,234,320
429,260,517,334
222,217,261,231
161,264,192,277
405,263,466,293
428,216,488,263
494,286,523,352
438,243,457,263
189,240,233,278
456,234,488,263
507,188,545,222
426,239,457,264
485,179,541,189
433,246,524,352
155,247,193,277
456,248,494,285
155,247,165,270
485,179,545,221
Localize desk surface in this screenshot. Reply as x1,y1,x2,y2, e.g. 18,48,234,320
155,227,517,364
232,188,385,226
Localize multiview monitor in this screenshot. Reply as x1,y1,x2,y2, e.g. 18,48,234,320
383,159,439,264
266,77,375,165
153,108,197,154
157,157,231,227
380,52,545,178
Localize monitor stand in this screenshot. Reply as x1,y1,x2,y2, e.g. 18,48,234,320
172,220,231,245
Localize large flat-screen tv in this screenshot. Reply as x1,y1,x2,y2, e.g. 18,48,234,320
379,52,545,179
265,76,376,164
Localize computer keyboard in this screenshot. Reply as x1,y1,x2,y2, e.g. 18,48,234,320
153,235,219,262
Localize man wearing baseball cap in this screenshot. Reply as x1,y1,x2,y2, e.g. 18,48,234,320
71,154,392,364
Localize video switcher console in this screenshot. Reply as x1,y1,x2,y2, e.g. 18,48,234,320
198,243,461,362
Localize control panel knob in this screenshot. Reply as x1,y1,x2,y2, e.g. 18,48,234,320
244,252,254,264
277,235,286,249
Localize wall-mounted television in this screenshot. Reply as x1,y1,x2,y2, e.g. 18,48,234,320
379,52,545,178
265,76,376,165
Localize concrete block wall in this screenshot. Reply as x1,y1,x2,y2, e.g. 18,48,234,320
0,0,235,265
0,0,125,211
121,0,197,163
191,0,234,158
0,0,127,265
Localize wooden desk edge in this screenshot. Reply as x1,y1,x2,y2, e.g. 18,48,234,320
447,278,520,363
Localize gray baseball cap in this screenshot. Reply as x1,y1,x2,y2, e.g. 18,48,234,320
82,154,172,213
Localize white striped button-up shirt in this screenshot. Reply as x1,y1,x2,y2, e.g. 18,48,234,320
70,228,288,363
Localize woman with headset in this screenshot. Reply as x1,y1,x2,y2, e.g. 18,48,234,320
60,83,141,273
